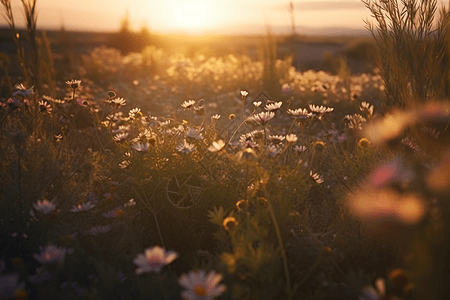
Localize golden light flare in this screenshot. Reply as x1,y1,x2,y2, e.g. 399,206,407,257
172,0,212,32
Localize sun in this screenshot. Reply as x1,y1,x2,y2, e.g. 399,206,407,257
173,0,212,32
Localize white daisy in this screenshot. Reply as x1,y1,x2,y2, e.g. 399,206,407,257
32,200,56,215
38,101,52,114
181,100,196,109
287,108,313,119
360,101,374,117
176,139,195,154
310,171,324,184
286,134,298,143
113,132,128,142
247,111,275,126
265,101,282,112
178,270,226,300
132,142,149,152
185,127,204,140
110,97,127,108
70,201,95,212
65,79,81,89
208,140,225,152
13,83,34,97
293,145,307,152
309,104,334,118
33,245,73,265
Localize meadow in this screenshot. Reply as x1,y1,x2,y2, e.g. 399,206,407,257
0,0,450,299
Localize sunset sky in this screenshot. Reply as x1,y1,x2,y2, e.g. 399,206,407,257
0,0,447,35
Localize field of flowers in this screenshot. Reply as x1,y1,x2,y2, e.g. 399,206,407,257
1,0,450,300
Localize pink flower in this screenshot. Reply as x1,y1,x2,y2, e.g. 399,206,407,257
133,246,178,274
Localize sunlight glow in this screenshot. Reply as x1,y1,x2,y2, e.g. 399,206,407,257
172,0,212,32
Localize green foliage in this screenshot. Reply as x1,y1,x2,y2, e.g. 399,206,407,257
1,1,450,300
363,0,450,110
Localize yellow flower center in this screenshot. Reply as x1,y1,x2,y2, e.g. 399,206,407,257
193,285,207,296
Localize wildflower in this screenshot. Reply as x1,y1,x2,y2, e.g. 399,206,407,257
132,142,149,152
107,91,116,98
344,114,367,130
33,245,73,265
208,140,225,152
159,119,171,127
286,134,298,143
89,225,111,236
240,90,248,100
360,101,374,117
268,135,285,144
310,171,324,184
178,270,226,300
309,104,334,119
176,139,195,154
110,97,127,108
133,246,178,274
248,111,275,126
185,127,204,140
235,199,248,211
368,157,412,188
228,113,236,120
112,125,131,134
181,100,196,109
364,111,416,146
128,108,141,119
313,141,326,151
223,216,238,230
287,108,312,119
267,144,282,157
239,133,259,148
113,132,128,142
102,207,123,218
124,198,136,207
211,114,221,121
12,83,34,97
358,138,371,149
33,199,56,215
194,105,205,116
293,145,307,152
7,97,21,109
119,160,131,169
38,101,52,114
265,101,282,112
65,79,81,90
106,113,120,123
282,83,292,93
70,201,95,212
359,278,385,300
115,209,124,217
253,101,261,108
348,188,427,235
